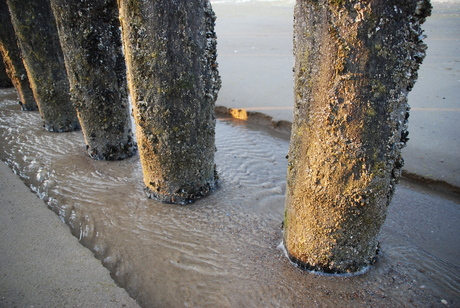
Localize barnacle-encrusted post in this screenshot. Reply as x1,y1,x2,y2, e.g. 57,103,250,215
0,1,37,111
7,0,80,132
50,0,136,159
118,0,221,204
284,0,431,274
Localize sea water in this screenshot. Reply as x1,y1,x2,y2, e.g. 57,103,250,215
0,88,458,307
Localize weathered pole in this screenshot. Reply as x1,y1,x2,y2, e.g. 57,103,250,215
0,59,13,88
7,0,80,132
284,0,431,274
0,1,37,111
50,0,136,160
118,0,221,204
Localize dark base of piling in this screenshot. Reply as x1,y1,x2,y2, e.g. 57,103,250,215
44,122,81,133
145,180,218,205
86,142,138,161
19,101,38,111
283,241,379,276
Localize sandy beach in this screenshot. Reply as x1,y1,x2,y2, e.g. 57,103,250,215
0,1,459,307
0,161,140,307
213,0,460,190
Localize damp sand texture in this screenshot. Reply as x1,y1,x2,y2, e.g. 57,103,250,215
0,89,459,307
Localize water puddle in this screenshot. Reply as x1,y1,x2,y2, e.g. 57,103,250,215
1,88,459,307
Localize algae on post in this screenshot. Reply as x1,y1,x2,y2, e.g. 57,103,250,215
7,0,79,132
284,0,432,274
50,0,136,159
0,1,37,111
119,0,221,204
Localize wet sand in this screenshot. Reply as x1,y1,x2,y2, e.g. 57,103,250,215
213,0,460,190
1,87,459,307
1,0,459,307
0,161,140,307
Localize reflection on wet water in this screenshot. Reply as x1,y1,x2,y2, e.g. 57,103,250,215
1,88,459,307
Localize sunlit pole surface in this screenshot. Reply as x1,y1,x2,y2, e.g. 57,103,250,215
118,0,221,204
284,0,432,274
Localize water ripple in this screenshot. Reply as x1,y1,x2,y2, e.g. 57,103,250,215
1,88,458,307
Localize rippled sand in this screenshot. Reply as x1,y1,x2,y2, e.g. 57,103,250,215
1,88,459,307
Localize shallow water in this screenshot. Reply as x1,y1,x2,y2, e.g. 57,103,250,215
1,87,459,307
